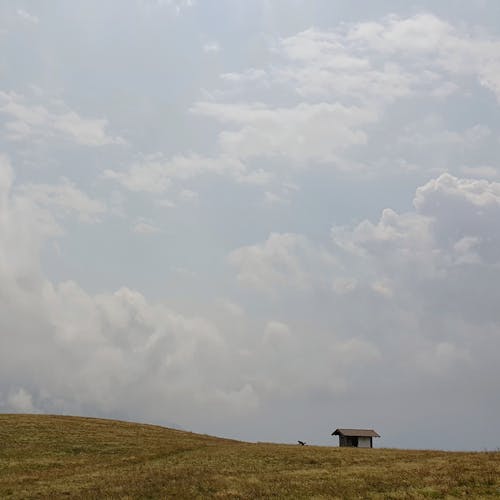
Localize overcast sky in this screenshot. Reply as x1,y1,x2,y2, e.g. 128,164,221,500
1,0,500,450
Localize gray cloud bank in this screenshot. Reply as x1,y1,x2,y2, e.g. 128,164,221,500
2,153,500,448
1,3,500,450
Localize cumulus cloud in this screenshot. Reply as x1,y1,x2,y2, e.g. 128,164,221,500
270,13,500,103
221,69,268,85
104,154,254,193
18,179,106,223
192,101,378,163
229,172,500,423
192,13,500,180
345,13,500,102
229,233,334,295
326,173,500,298
0,158,251,421
101,12,500,202
104,152,276,195
132,219,161,234
276,27,417,101
0,91,124,146
1,155,377,430
2,156,500,446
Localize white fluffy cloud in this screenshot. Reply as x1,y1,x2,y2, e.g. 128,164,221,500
0,157,252,422
102,12,500,200
277,27,417,101
190,13,500,180
229,233,334,294
104,154,258,193
230,172,500,409
345,13,500,102
18,179,106,223
0,91,124,146
276,13,500,103
192,101,378,163
338,173,500,297
132,218,161,234
1,156,379,429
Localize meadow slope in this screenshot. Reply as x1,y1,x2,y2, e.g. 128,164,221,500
0,414,499,499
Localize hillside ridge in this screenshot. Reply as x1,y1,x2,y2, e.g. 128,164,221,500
1,414,499,499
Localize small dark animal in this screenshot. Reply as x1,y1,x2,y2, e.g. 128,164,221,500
298,440,306,446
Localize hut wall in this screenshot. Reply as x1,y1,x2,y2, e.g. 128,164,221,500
358,436,371,448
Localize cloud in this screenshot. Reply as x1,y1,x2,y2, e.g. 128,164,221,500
324,174,500,290
215,298,244,317
189,13,500,182
397,116,491,148
104,154,243,193
132,219,161,234
229,233,334,295
0,154,383,427
100,12,500,203
263,191,288,206
277,27,417,101
0,91,124,146
104,153,269,194
3,7,500,449
229,172,500,397
192,101,378,163
162,0,195,14
156,198,176,208
0,159,251,421
17,9,39,25
221,69,267,84
178,189,199,204
203,41,220,53
263,321,291,347
344,13,500,103
6,388,39,412
18,179,106,223
142,0,195,15
415,341,471,376
217,13,492,106
414,173,500,213
332,277,357,295
2,149,500,446
460,165,498,179
0,156,105,297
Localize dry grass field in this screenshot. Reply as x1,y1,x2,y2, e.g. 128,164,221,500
1,414,499,499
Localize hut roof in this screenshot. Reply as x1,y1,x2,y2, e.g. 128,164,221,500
332,428,380,437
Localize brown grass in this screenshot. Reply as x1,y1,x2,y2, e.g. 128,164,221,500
1,414,499,499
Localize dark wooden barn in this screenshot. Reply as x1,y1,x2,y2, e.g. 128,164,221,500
332,428,380,448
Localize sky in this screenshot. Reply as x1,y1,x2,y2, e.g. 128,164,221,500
1,0,500,450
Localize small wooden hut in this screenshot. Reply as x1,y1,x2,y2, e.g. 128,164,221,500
332,428,380,448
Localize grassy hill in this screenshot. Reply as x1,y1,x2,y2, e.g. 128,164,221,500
1,414,499,499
